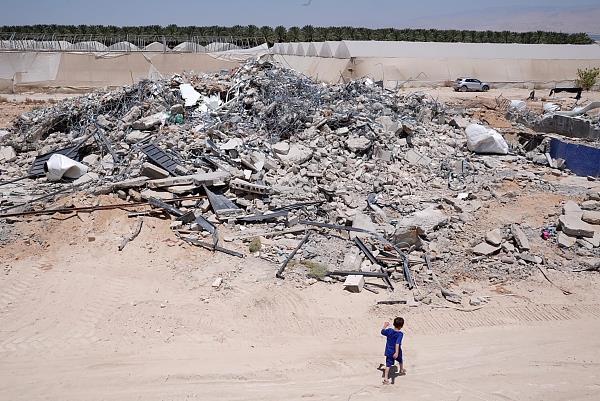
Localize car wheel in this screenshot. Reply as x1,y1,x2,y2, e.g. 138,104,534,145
482,85,489,91
459,86,468,92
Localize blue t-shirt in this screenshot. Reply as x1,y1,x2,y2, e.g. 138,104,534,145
381,328,403,356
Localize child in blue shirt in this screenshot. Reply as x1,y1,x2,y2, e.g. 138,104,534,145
380,317,405,384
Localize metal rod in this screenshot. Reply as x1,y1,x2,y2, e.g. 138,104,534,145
0,195,206,218
276,232,310,279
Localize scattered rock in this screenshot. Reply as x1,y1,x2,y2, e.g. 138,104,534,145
511,224,530,251
485,229,503,246
582,211,600,225
557,232,577,248
345,136,372,152
472,242,501,256
559,214,595,238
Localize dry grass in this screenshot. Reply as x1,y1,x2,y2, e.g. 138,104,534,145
248,237,261,253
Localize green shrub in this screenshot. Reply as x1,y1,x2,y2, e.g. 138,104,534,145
576,67,600,90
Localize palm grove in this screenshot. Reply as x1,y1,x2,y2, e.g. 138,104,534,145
0,25,593,45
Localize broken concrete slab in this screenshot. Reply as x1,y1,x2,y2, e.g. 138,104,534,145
511,224,530,251
121,105,142,124
166,184,197,195
350,212,378,239
581,200,600,211
392,226,424,249
582,211,600,225
485,229,503,246
343,275,365,293
140,189,174,201
125,130,148,144
0,146,17,163
563,200,583,218
559,214,596,238
147,172,230,189
114,177,149,190
272,141,290,155
343,248,364,271
345,136,371,152
404,149,431,166
472,242,501,256
557,232,577,248
132,112,167,130
582,232,600,248
275,143,313,165
141,162,170,179
450,116,470,129
397,206,449,234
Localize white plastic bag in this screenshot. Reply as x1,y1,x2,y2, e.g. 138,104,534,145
508,100,527,112
198,94,223,113
465,124,509,155
179,83,201,107
45,154,88,181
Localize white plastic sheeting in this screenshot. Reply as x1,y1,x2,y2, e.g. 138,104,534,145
108,41,139,52
465,124,509,155
305,42,323,57
45,154,88,181
179,83,201,107
144,41,170,52
70,41,109,52
332,40,600,59
198,94,222,113
173,42,207,53
206,42,240,52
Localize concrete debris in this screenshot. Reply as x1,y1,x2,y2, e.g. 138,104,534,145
559,214,596,238
510,224,530,251
2,56,600,296
132,112,167,130
140,162,170,180
0,146,17,163
485,229,503,246
275,143,313,165
558,232,577,248
582,211,600,225
472,242,501,256
345,136,371,153
271,141,290,155
404,149,432,166
343,275,365,293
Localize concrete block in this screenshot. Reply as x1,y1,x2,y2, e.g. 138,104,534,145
343,275,365,293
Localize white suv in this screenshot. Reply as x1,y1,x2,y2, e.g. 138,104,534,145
453,78,490,92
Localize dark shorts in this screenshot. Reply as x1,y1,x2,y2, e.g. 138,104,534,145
385,352,403,367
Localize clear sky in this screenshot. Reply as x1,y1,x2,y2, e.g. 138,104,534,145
1,0,599,32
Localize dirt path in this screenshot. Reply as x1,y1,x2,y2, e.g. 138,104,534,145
1,210,600,401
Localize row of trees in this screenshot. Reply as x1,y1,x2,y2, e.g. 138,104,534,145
0,25,593,45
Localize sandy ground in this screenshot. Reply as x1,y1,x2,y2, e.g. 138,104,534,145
2,192,600,401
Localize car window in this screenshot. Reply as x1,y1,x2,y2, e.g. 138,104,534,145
474,80,481,83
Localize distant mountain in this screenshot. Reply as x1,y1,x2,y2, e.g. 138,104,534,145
410,6,600,33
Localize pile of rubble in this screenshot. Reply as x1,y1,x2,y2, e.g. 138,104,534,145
1,57,599,300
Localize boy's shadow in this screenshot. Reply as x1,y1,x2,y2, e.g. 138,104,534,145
377,364,403,384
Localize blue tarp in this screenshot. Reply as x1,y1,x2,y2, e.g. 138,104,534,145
549,138,600,177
